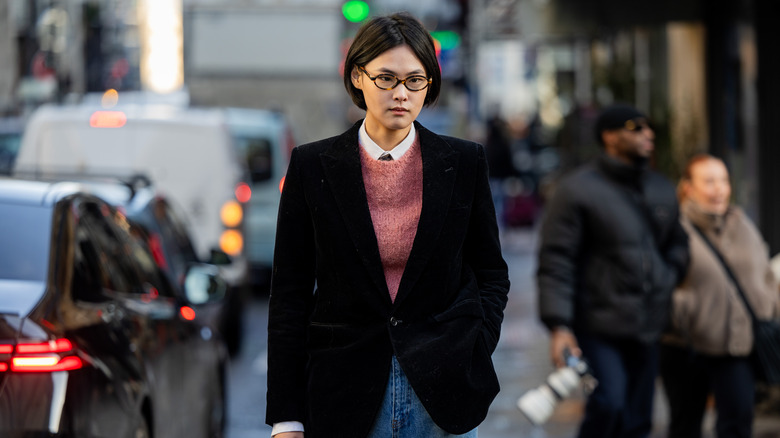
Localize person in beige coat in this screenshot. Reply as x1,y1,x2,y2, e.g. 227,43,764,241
660,154,780,438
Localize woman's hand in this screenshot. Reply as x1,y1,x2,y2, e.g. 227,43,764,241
549,326,581,368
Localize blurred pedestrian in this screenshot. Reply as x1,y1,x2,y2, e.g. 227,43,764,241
535,103,689,438
485,113,515,228
660,154,780,438
265,12,510,438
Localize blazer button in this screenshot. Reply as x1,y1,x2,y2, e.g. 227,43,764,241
390,317,401,327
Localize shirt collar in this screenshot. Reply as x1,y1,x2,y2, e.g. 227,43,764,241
358,119,416,160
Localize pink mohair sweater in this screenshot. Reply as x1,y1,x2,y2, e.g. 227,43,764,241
359,138,423,302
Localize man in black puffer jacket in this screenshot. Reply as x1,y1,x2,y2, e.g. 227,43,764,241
536,103,689,438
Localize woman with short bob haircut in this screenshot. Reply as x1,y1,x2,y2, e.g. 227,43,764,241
266,11,509,438
343,13,442,110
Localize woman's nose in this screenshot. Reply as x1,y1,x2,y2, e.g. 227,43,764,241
393,85,409,101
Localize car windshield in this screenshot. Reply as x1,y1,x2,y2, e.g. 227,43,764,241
0,203,51,281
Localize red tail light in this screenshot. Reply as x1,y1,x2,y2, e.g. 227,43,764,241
11,356,83,372
16,339,74,354
147,232,169,270
90,110,127,128
180,306,196,321
235,182,252,203
1,339,83,373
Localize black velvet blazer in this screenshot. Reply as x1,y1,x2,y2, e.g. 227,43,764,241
266,120,510,437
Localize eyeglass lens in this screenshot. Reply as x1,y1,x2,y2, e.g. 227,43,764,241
376,76,428,91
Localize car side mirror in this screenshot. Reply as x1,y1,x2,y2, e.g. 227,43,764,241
183,264,227,305
209,248,232,266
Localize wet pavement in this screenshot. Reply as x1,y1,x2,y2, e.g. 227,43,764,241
480,226,584,438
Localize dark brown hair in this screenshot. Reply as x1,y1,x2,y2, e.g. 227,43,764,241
343,12,441,110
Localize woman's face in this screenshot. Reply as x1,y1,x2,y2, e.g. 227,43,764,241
685,158,731,215
352,45,429,142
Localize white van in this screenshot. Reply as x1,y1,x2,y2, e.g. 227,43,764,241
13,103,250,289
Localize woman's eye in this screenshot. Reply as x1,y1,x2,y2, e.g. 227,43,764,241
377,75,396,83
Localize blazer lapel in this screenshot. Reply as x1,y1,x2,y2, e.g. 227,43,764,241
394,122,460,306
319,122,390,300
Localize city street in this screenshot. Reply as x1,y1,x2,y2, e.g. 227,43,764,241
4,2,780,437
224,227,780,438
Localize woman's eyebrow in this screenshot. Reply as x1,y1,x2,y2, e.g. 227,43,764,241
375,67,426,76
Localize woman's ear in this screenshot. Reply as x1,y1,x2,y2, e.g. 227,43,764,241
351,67,363,89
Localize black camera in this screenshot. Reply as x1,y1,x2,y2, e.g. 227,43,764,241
516,351,597,425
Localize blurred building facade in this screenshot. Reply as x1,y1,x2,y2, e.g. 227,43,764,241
468,0,780,253
181,0,346,144
2,0,780,253
180,0,471,143
0,0,143,113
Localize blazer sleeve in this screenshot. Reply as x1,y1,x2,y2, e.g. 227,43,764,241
464,144,510,354
266,147,316,427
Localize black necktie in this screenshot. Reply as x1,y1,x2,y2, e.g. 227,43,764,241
378,153,393,161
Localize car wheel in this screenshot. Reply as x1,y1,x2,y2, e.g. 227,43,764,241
224,316,242,357
222,287,244,357
134,415,151,438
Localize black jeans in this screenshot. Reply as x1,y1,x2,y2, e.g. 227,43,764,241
575,333,659,438
659,344,754,438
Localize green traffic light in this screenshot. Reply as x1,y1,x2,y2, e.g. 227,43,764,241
431,30,461,50
342,1,369,22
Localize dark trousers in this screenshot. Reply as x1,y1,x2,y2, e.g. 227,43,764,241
659,344,754,438
575,333,659,438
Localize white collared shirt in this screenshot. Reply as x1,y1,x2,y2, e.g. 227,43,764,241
271,421,304,436
359,119,416,160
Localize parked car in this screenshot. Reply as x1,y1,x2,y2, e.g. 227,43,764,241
0,178,227,437
13,102,251,293
74,174,244,356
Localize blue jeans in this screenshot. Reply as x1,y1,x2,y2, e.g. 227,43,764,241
367,357,478,438
576,333,659,438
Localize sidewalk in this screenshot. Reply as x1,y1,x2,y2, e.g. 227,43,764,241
481,227,780,438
